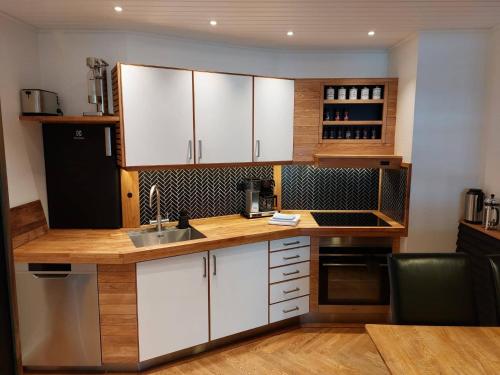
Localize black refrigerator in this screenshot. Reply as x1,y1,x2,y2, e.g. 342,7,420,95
43,124,121,228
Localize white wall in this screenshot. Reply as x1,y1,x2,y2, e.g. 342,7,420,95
389,35,419,163
482,28,500,196
0,14,46,212
38,30,388,115
407,31,488,252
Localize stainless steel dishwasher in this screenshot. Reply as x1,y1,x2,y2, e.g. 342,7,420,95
15,263,102,368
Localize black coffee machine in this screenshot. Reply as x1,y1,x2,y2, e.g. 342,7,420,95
237,178,278,218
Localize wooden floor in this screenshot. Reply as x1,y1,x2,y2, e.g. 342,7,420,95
28,328,390,375
142,328,389,375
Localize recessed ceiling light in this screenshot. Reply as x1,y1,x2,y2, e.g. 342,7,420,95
287,31,294,36
210,20,217,26
114,6,123,12
368,30,375,36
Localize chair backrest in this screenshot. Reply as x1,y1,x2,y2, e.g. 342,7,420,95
388,253,477,325
488,255,500,325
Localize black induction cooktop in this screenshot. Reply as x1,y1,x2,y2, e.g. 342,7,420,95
311,212,390,227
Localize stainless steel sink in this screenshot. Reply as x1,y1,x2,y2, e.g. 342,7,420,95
128,227,206,248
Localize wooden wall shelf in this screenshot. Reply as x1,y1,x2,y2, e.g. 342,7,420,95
323,120,382,126
19,115,120,125
293,78,398,162
324,99,385,104
313,154,402,169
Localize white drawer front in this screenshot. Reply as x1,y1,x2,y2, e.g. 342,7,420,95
270,295,309,323
270,247,310,268
270,236,310,252
270,277,310,304
270,262,310,284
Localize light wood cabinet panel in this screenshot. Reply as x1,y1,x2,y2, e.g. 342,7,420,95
210,242,268,340
254,77,294,162
194,72,253,164
136,252,209,361
121,65,194,167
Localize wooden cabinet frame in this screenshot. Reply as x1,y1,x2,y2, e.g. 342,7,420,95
293,78,398,162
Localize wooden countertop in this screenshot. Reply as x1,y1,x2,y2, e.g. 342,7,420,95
461,220,500,241
366,324,500,375
14,210,405,264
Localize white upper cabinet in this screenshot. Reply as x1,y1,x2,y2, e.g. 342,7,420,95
121,65,194,167
194,72,253,164
136,252,209,361
253,77,295,162
209,242,268,340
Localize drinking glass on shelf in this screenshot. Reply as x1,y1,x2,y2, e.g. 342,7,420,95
337,128,344,139
355,129,361,139
345,128,352,139
362,128,369,139
371,128,377,139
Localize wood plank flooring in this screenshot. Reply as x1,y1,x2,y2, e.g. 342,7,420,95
28,328,389,375
152,328,389,375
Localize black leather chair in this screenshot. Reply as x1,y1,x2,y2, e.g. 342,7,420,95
488,255,500,325
387,253,477,325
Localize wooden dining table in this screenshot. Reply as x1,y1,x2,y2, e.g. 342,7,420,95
366,324,500,375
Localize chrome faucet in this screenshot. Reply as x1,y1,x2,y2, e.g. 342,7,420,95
149,184,168,232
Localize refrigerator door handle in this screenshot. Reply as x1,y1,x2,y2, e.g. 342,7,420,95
104,127,112,157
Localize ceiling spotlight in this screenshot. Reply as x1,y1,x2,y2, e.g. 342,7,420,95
368,30,375,36
210,20,217,26
287,31,294,36
114,6,123,12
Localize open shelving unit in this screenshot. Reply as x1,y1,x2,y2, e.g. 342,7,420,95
317,79,397,153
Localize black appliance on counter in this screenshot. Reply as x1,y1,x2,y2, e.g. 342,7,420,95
319,237,391,305
43,124,121,228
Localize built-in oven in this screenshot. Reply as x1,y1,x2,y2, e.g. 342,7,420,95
319,237,391,305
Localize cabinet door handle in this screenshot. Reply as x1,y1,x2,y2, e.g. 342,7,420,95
283,287,300,294
283,306,299,314
198,140,202,160
104,127,112,157
203,256,207,278
283,241,300,246
283,270,300,276
255,140,261,158
212,255,216,276
283,255,300,261
188,140,193,160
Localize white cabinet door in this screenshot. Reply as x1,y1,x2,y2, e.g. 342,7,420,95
253,77,294,162
137,252,209,361
121,65,194,167
194,72,253,164
210,242,268,340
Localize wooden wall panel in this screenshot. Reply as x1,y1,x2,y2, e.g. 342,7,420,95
10,200,48,249
293,80,321,162
120,169,140,228
112,65,126,167
98,264,139,365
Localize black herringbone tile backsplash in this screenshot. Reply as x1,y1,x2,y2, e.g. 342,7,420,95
139,165,401,224
281,166,379,210
380,168,407,224
139,166,273,224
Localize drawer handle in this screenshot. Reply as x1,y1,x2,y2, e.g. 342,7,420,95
283,306,299,314
283,287,300,294
283,255,300,261
283,270,300,276
283,241,300,246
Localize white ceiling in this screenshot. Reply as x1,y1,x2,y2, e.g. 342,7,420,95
1,0,500,49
